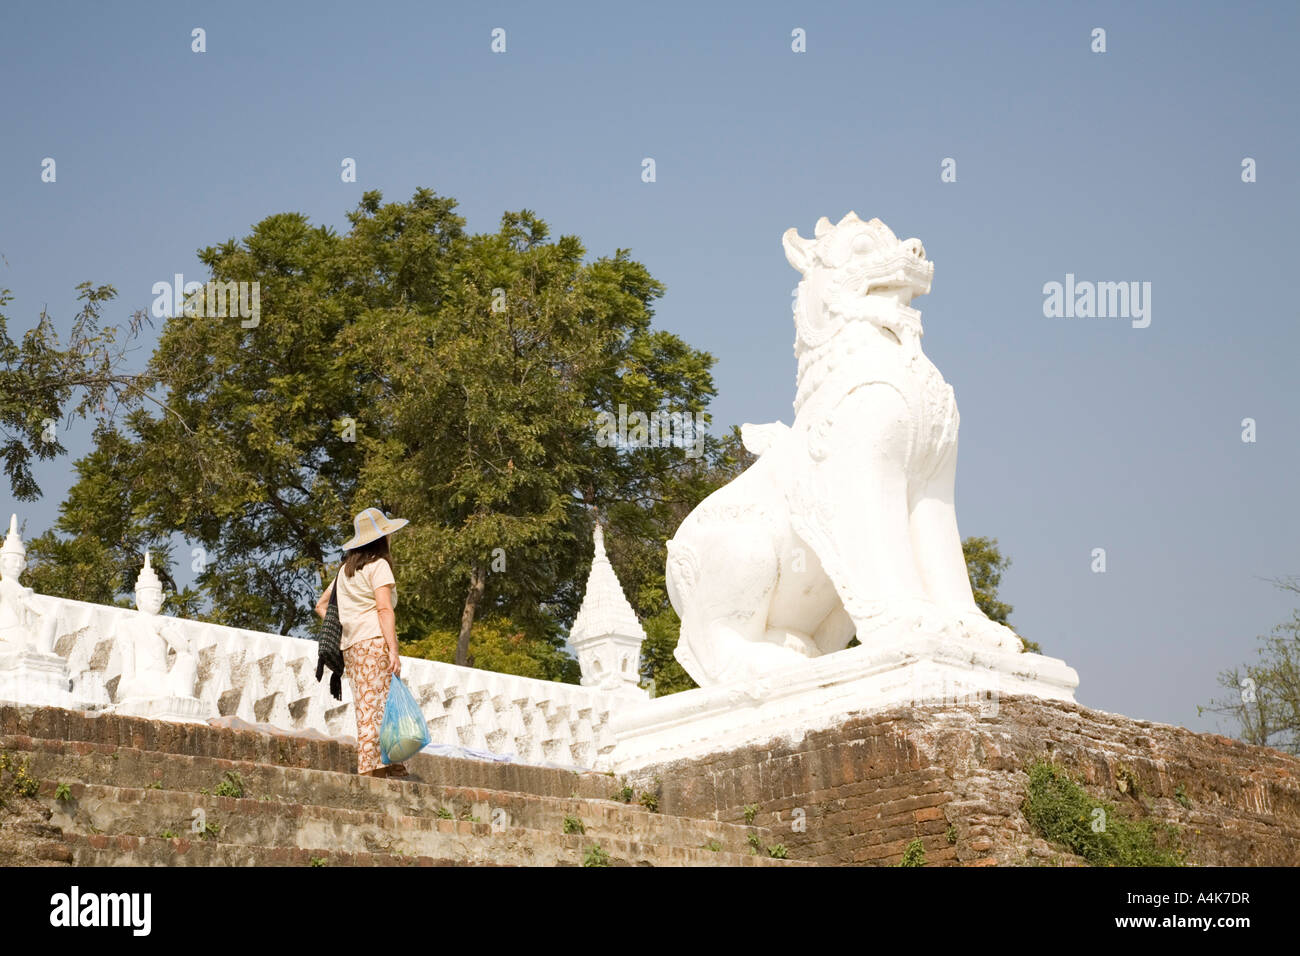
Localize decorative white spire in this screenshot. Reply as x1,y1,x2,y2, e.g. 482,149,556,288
570,523,648,696
2,513,24,559
135,551,162,592
571,524,646,646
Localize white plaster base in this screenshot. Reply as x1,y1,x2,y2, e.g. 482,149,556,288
0,647,94,710
70,671,111,711
605,634,1079,772
113,694,210,724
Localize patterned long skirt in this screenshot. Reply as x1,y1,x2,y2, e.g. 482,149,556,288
343,636,389,774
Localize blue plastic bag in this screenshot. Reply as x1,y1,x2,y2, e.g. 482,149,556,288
379,675,430,765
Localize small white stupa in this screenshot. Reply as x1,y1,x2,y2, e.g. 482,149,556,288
570,524,649,699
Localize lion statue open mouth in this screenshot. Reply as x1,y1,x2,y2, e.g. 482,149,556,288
665,212,1025,687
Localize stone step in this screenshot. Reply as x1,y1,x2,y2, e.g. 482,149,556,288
1,706,807,866
1,706,619,801
42,780,782,861
55,806,790,863
63,832,790,868
10,739,777,854
0,810,74,865
64,831,493,867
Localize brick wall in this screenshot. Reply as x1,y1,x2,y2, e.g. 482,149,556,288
628,696,1300,866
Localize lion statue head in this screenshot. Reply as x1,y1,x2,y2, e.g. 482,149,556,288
783,212,934,354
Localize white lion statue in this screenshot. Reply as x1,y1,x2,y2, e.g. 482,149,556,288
666,213,1024,687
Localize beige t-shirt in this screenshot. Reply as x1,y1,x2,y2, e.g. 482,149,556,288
331,558,397,651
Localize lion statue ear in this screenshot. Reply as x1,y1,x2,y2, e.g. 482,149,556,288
813,216,833,238
783,227,812,273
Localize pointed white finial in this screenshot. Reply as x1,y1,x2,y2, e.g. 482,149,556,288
2,513,24,559
135,550,162,592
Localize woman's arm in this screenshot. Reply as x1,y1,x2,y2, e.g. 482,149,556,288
314,580,334,620
375,584,399,676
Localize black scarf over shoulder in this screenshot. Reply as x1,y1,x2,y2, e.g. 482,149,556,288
315,573,344,700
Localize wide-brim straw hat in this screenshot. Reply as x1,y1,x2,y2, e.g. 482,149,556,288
341,508,409,552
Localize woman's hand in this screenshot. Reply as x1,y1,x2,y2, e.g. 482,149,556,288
376,584,399,676
314,581,333,620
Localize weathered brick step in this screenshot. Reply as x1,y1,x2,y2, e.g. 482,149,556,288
60,816,799,867
0,813,74,865
64,832,493,867
44,782,784,862
15,742,774,853
0,707,618,801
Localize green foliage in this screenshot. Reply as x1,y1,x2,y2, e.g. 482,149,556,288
54,782,72,802
638,791,659,813
400,616,578,683
767,843,788,859
0,283,151,501
15,765,39,797
1115,765,1140,799
562,815,585,835
0,753,40,804
212,771,245,799
146,780,163,790
582,844,611,867
638,608,697,697
742,804,759,825
28,191,734,684
962,536,1038,653
746,832,763,855
436,807,453,820
348,202,724,669
309,856,328,867
1200,577,1300,755
946,825,957,844
1174,784,1191,809
200,821,221,840
702,839,722,852
611,784,634,803
897,839,926,867
159,829,179,840
1022,760,1186,867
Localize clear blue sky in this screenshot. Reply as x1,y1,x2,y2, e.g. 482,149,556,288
2,1,1297,736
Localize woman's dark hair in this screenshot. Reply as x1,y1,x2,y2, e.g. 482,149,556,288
343,534,391,578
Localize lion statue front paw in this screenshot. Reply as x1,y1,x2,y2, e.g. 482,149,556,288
956,614,1024,653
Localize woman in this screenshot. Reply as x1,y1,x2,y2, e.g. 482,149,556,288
316,508,409,778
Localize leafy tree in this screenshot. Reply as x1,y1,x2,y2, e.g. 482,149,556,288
1199,577,1300,756
962,535,1038,653
32,192,465,635
27,191,724,686
352,207,720,669
0,284,151,501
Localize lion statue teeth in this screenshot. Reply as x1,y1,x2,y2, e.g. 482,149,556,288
665,212,1024,688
